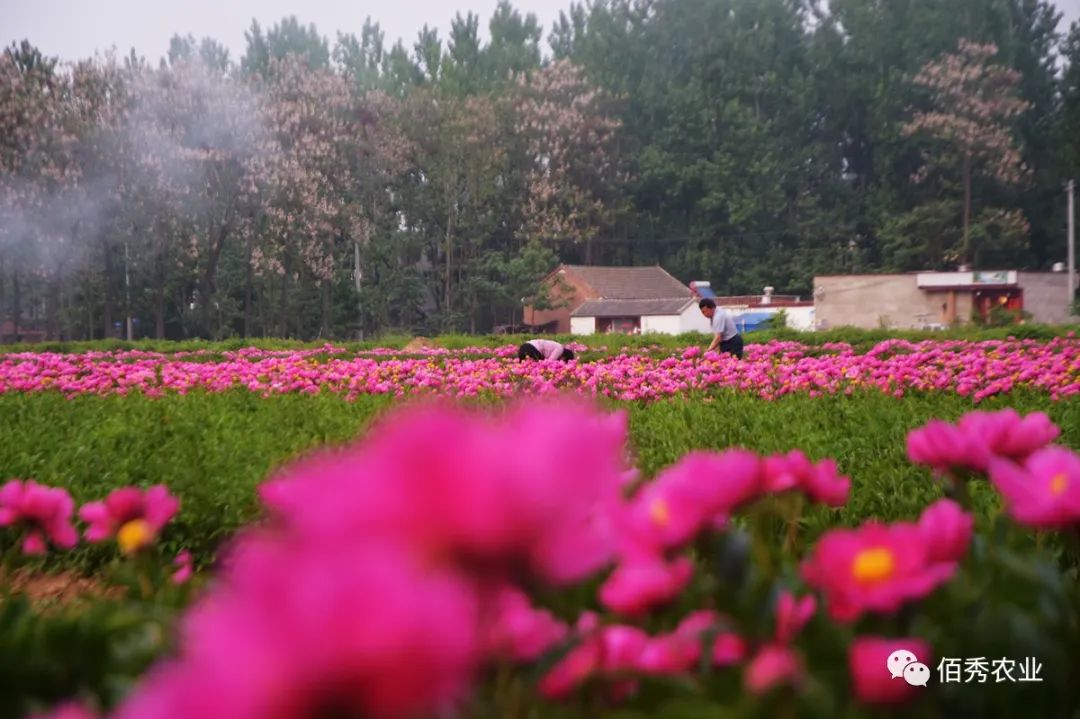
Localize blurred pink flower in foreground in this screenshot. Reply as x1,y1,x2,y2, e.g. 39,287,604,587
774,591,816,643
763,450,851,506
79,485,179,554
483,586,569,663
0,479,78,555
599,552,694,616
849,637,932,705
171,550,193,585
989,446,1080,528
957,409,1059,462
907,409,1059,475
260,398,628,585
745,643,803,695
917,499,973,563
621,450,761,551
115,539,480,719
802,518,961,623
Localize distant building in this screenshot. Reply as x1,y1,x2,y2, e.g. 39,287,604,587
813,270,1076,330
0,321,45,344
524,264,710,335
691,282,815,332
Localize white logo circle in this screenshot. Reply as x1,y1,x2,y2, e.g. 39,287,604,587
886,649,918,679
903,661,931,687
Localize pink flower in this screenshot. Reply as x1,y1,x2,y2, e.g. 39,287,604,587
674,609,722,639
908,409,1060,475
801,521,958,622
763,450,850,506
172,550,194,585
635,611,718,675
989,447,1080,528
260,399,628,585
599,552,694,616
538,624,650,699
538,638,601,700
745,643,803,695
801,458,851,506
116,539,480,719
483,586,569,663
774,591,816,643
957,409,1059,462
636,633,700,675
79,485,179,554
623,450,761,550
0,480,78,555
713,633,748,666
917,499,973,564
849,637,932,705
906,420,990,474
598,625,653,672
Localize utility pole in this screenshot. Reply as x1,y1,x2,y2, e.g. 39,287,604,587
1070,180,1076,317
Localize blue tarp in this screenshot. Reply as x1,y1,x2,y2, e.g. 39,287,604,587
734,311,775,333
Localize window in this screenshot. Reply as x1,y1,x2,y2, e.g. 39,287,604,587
597,317,641,334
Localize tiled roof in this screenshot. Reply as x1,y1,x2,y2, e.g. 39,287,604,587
560,265,691,300
572,298,695,317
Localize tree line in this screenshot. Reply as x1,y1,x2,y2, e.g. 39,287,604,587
2,0,1079,341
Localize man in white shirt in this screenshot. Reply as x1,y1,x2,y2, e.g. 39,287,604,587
517,339,576,362
698,299,744,359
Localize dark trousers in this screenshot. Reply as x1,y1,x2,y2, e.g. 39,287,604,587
720,334,744,359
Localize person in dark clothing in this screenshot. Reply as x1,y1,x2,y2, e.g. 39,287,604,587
698,299,744,359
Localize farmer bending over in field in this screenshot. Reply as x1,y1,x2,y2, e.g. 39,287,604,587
698,298,744,359
517,339,575,362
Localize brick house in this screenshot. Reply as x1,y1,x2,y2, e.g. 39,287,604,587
523,264,710,335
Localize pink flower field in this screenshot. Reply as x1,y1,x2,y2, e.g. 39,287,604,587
1,336,1078,402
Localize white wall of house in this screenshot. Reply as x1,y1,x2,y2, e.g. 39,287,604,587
570,316,596,335
641,314,683,334
1018,272,1076,324
783,306,815,331
679,304,713,333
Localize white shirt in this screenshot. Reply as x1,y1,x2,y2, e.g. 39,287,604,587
710,309,738,341
527,339,565,360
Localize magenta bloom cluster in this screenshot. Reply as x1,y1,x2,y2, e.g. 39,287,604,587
0,483,179,556
2,337,1078,402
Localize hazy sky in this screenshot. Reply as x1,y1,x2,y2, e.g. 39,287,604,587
2,0,1079,65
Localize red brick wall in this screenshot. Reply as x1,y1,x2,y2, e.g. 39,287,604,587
524,270,596,334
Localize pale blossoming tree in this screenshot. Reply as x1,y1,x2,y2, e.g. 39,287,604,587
903,40,1031,266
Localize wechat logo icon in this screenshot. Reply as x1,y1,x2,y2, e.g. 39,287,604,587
887,649,930,687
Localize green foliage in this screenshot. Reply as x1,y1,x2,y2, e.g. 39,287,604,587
760,309,788,331
0,595,172,719
2,387,1080,572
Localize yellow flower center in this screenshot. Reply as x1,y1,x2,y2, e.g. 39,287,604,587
649,498,671,527
852,547,896,584
1050,473,1068,497
117,519,154,555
